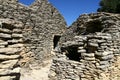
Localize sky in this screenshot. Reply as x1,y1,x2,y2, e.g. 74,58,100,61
19,0,100,26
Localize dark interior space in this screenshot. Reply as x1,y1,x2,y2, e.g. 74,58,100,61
85,46,97,53
53,35,61,49
85,20,103,34
2,23,14,30
66,46,80,61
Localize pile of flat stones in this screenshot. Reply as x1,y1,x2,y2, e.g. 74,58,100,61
0,19,23,80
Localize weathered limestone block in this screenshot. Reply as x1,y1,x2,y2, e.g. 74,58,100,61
97,64,109,70
78,47,84,50
0,33,11,38
101,43,110,46
101,51,113,56
0,54,20,60
88,42,98,47
0,76,16,80
8,39,23,43
99,54,114,60
0,42,8,46
0,28,12,34
89,39,106,43
112,48,120,55
0,67,21,76
0,60,18,69
62,41,80,47
95,33,112,39
12,33,23,38
78,42,84,46
13,29,22,33
0,46,5,48
99,61,109,65
84,57,95,61
81,53,94,58
100,46,109,49
78,49,86,53
74,36,86,42
95,51,113,57
0,48,23,54
8,44,24,48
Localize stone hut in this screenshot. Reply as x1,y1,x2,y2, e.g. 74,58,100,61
49,13,120,80
0,19,23,80
0,0,66,80
0,0,67,65
1,0,120,80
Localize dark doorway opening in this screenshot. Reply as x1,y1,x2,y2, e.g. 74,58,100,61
85,20,103,34
66,47,80,61
53,35,61,49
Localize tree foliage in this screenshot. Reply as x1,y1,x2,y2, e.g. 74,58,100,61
97,0,120,13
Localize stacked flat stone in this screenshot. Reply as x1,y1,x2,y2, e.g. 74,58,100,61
49,32,119,80
0,0,67,65
0,19,23,80
87,33,113,70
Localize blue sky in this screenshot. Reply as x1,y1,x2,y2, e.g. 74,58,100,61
19,0,100,26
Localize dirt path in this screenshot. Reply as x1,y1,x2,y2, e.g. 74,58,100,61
20,59,52,80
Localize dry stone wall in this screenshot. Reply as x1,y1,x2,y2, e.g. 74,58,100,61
0,19,23,80
0,0,66,65
50,34,120,80
49,13,120,80
1,0,120,80
60,12,120,42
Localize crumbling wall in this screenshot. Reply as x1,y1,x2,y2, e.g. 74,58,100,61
0,19,24,80
0,0,67,65
49,13,120,80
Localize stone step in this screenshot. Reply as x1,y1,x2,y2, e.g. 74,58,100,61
0,54,20,60
0,60,18,69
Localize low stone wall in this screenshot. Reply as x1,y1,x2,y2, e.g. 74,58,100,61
0,19,23,80
49,33,120,80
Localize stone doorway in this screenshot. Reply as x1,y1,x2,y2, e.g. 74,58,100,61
53,35,61,50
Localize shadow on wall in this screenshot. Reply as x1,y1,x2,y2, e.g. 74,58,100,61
18,0,35,6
